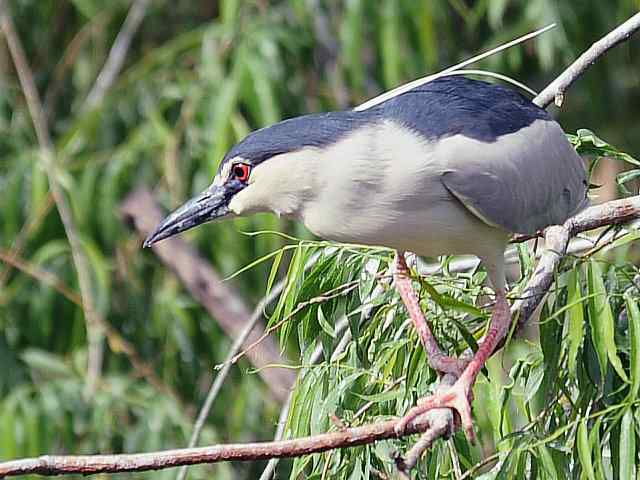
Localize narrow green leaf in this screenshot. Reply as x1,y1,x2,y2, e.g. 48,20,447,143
354,388,403,403
358,257,380,302
246,54,280,126
577,419,597,480
588,417,605,480
606,231,640,252
617,169,640,185
619,408,637,480
20,349,73,378
312,371,364,435
220,0,240,26
340,0,365,93
587,260,628,382
265,249,284,301
567,268,585,378
317,305,336,338
418,278,483,315
625,292,640,400
380,1,402,88
537,445,559,479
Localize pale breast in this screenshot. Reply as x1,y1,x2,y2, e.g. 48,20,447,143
300,121,509,259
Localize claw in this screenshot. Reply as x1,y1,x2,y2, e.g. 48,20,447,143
394,377,476,443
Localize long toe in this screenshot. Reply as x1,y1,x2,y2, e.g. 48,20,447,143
395,379,475,441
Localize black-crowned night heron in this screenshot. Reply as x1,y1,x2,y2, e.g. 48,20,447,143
144,76,588,440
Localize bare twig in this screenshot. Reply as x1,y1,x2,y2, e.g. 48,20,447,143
4,193,636,477
120,188,295,399
174,267,309,480
176,251,324,480
2,11,640,479
0,249,183,403
0,1,104,398
0,248,81,305
534,12,640,108
0,415,437,477
356,24,556,111
85,0,150,109
0,193,54,287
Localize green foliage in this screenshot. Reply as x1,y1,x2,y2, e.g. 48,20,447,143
269,236,640,478
1,1,639,479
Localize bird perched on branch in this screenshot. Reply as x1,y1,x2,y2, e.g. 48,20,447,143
144,75,588,440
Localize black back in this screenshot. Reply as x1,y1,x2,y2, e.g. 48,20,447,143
220,76,550,168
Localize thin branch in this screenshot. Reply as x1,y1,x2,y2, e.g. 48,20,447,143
356,24,556,111
0,416,437,477
174,272,301,480
3,11,640,479
9,193,631,479
120,188,295,399
176,252,322,480
0,248,81,305
0,249,183,404
0,1,104,398
85,0,150,109
0,193,54,287
534,12,640,108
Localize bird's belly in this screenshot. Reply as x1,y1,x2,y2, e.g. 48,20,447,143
297,119,511,258
302,194,508,259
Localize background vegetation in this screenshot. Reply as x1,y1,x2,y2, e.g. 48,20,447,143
1,1,639,478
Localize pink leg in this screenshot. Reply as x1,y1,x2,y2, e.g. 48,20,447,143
394,252,467,376
395,289,511,441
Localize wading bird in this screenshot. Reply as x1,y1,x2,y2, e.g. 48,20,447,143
144,75,587,440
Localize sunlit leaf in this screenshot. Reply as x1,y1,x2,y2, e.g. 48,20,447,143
586,260,628,382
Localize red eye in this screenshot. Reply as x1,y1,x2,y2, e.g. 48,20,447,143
232,163,251,182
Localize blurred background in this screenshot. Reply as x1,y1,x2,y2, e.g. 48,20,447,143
0,1,639,479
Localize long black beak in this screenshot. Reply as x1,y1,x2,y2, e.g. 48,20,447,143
143,185,232,247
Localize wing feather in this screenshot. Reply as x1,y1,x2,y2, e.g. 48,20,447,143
439,119,588,234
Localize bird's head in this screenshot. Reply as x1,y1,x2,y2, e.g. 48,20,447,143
143,111,365,247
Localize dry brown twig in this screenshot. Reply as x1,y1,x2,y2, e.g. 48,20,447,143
0,248,183,403
85,0,151,109
2,11,640,479
120,189,295,399
1,195,639,478
0,0,105,399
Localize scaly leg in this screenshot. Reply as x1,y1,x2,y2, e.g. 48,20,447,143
394,252,468,376
395,289,511,441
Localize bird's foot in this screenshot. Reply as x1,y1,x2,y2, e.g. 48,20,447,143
395,374,475,442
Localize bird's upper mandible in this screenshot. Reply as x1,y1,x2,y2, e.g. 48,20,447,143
145,75,588,248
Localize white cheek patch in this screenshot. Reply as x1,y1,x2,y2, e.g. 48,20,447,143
228,189,251,215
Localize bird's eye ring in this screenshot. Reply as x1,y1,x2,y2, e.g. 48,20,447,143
231,163,251,182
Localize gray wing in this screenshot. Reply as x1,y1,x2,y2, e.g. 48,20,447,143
439,118,588,235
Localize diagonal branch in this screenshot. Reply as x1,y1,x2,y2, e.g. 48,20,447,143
533,12,640,108
1,195,638,477
120,188,295,400
0,0,104,399
2,10,639,479
85,0,150,109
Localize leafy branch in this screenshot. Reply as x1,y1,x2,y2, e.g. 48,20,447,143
1,193,638,478
1,9,639,480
